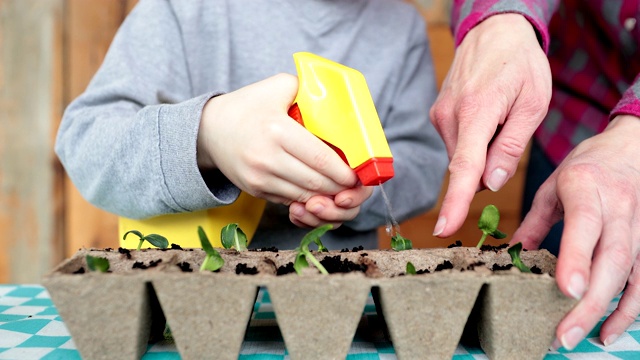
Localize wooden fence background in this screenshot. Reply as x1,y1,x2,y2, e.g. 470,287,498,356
0,0,528,283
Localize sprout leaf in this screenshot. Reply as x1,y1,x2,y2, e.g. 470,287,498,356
86,255,110,273
508,242,532,273
221,223,248,252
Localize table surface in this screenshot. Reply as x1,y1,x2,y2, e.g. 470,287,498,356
1,284,639,359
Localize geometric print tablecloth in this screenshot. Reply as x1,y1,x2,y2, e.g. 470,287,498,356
1,284,640,360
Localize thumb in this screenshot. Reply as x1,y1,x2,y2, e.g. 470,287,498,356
265,73,299,110
511,175,562,250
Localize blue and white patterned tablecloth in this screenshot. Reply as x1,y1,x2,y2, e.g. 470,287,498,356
1,284,640,359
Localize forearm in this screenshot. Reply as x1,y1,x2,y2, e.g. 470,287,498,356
56,92,240,219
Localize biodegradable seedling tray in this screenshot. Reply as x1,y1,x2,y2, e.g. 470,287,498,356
42,246,576,360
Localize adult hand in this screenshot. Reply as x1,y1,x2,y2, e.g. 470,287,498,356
197,73,358,205
288,186,374,228
512,115,640,350
430,13,552,237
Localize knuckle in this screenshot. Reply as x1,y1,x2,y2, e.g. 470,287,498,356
583,299,608,317
244,173,267,193
430,102,453,126
312,150,331,171
264,121,285,139
251,189,266,200
496,136,527,160
306,176,325,192
456,95,482,119
448,153,483,175
558,163,599,181
607,243,634,274
272,72,297,85
615,307,638,324
297,190,313,203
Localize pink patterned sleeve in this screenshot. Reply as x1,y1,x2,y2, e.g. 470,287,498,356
452,0,559,53
611,76,640,120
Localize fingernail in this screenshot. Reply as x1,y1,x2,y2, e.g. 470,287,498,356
550,338,562,351
310,204,324,215
561,326,585,351
487,168,508,192
338,198,352,207
291,204,305,217
567,273,587,300
604,334,619,347
433,216,446,236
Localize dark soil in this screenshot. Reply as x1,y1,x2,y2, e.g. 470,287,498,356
491,263,513,271
435,260,454,271
340,246,365,253
160,243,184,251
132,259,162,270
118,247,132,259
479,243,509,252
447,240,463,248
236,263,258,275
403,260,454,275
490,263,543,274
276,262,295,275
73,267,85,274
465,261,485,271
249,246,279,252
320,255,367,274
176,262,193,272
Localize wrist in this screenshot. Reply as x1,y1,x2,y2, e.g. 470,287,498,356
197,94,225,170
608,114,640,133
463,13,540,50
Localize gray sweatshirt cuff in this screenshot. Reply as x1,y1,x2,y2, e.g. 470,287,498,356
157,92,240,212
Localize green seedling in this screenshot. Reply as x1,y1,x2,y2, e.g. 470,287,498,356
507,242,532,273
221,223,248,252
294,224,331,275
391,234,413,251
123,230,169,250
86,254,110,272
405,261,416,275
198,226,224,272
476,204,507,248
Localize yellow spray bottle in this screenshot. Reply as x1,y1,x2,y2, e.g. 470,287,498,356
288,52,394,185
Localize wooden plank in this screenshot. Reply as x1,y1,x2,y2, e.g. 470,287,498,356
0,0,63,283
63,0,129,256
50,0,65,269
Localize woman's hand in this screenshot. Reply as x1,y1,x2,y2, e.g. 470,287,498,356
513,115,640,349
430,13,552,237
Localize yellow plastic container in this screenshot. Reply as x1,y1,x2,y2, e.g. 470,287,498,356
119,192,266,248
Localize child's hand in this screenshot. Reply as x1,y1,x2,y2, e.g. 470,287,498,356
288,186,373,228
197,74,358,205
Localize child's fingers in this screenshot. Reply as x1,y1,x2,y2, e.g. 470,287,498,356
289,201,342,229
334,186,374,209
303,196,361,222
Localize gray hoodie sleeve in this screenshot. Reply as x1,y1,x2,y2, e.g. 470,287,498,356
344,13,447,231
55,0,240,219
